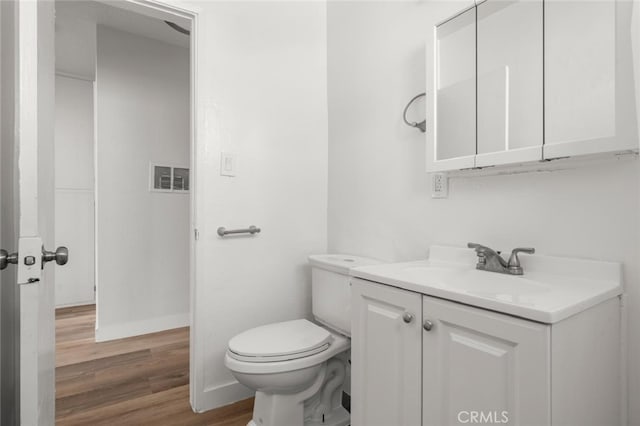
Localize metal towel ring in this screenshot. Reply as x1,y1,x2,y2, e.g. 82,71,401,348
403,92,426,133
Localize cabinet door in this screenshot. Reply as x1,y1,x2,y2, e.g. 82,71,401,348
544,0,639,158
427,5,476,172
422,296,550,426
351,279,422,426
476,0,543,167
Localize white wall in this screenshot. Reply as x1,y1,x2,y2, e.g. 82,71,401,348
327,1,640,424
95,26,190,341
55,14,96,80
54,75,96,307
54,15,97,308
185,1,329,410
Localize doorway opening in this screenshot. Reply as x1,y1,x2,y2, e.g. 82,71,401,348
52,1,209,423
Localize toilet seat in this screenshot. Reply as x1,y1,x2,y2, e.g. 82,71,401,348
225,330,349,376
228,319,332,363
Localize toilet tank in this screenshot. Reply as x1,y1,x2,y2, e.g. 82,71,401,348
308,254,381,336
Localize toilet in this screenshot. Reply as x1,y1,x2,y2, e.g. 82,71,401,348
224,254,380,426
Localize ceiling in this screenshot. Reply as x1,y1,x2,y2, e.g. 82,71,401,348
55,0,191,48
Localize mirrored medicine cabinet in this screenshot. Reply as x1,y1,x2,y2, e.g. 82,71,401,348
426,0,639,173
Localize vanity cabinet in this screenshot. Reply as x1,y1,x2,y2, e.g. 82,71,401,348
351,278,622,426
422,295,549,425
350,280,422,426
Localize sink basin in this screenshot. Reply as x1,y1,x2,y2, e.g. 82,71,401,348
399,266,460,284
350,246,622,323
402,266,548,294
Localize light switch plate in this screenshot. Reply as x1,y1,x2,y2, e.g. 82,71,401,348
220,152,237,177
431,173,448,199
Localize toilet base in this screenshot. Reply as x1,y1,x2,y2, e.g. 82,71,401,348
305,405,350,426
247,406,348,426
247,406,349,426
248,356,350,426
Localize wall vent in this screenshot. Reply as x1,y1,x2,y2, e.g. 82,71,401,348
150,163,190,193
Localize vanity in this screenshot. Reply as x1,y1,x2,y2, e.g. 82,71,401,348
349,246,623,426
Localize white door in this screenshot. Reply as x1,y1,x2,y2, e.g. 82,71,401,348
0,1,58,424
422,295,550,426
350,278,422,426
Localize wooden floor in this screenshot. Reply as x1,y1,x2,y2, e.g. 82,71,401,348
55,305,253,425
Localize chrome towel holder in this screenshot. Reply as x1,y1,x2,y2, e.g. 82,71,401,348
403,92,426,133
217,225,261,237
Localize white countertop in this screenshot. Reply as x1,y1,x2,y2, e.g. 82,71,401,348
350,245,622,324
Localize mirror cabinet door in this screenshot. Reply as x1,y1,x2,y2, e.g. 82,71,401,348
545,0,638,158
476,0,543,167
430,6,476,171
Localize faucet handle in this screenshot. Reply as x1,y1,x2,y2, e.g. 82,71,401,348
468,242,487,252
468,243,492,266
507,247,535,269
468,243,499,256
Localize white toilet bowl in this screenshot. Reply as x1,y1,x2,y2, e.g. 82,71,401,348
224,254,381,426
224,319,351,426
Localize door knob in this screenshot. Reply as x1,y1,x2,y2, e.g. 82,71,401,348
0,249,19,271
42,246,68,267
423,320,434,331
402,312,414,324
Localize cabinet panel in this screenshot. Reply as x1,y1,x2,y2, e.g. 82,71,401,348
476,0,543,167
545,0,639,158
351,279,422,426
427,6,476,171
422,295,550,426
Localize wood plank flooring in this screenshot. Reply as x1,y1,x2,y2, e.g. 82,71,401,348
55,305,253,425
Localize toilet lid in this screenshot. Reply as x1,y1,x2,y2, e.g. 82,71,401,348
228,319,332,362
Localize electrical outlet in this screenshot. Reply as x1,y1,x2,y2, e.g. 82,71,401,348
431,173,448,199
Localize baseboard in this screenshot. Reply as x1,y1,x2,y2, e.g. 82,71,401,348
193,380,253,413
55,299,95,309
95,312,189,342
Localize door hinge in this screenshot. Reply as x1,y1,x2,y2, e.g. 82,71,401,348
194,229,199,241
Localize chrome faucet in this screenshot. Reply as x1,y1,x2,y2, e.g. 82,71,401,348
467,243,535,276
